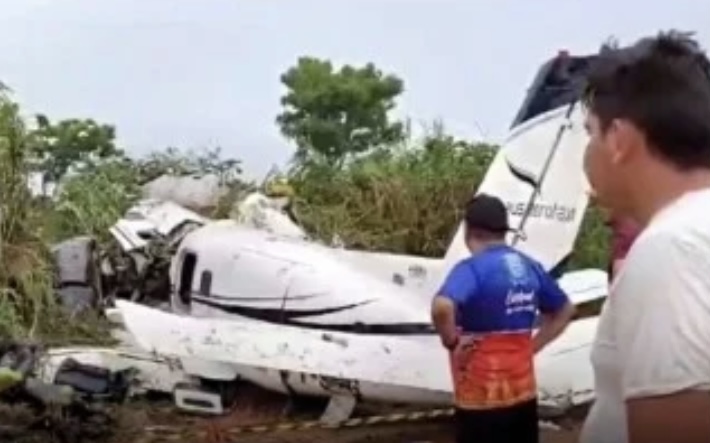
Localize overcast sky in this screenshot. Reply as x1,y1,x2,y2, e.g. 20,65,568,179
1,0,708,180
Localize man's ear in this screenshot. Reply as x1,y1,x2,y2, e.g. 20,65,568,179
610,119,644,165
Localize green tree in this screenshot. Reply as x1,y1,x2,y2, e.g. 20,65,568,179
276,57,405,167
27,115,121,193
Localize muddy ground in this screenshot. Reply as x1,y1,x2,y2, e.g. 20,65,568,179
1,384,585,443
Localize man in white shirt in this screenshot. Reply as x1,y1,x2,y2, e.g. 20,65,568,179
578,31,710,443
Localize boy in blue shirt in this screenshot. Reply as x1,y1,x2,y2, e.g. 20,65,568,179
431,194,576,443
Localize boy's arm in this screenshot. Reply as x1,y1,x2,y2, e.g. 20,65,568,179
431,262,477,350
533,264,576,353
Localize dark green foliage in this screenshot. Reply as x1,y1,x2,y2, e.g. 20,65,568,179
277,57,406,167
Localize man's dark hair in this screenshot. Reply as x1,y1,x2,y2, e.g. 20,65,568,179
464,194,510,240
583,30,710,170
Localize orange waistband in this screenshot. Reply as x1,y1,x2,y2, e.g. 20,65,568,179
449,332,536,409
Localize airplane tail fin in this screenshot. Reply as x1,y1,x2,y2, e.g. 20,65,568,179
438,53,598,281
441,103,591,274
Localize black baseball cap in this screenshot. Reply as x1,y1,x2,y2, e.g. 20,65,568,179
464,193,511,233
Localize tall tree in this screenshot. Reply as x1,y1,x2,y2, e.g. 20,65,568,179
28,115,121,192
276,57,405,167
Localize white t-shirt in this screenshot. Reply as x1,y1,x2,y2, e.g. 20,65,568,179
580,188,710,443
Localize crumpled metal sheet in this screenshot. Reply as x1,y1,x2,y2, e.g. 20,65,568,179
142,174,224,209
51,236,96,286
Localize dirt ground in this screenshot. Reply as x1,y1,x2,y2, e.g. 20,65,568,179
1,384,585,443
121,413,582,443
115,409,582,443
112,386,586,443
220,422,581,443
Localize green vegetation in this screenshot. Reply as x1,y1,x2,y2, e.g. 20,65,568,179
0,57,610,342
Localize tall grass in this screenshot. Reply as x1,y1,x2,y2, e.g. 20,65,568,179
51,158,142,243
0,90,109,343
289,129,609,269
290,132,497,256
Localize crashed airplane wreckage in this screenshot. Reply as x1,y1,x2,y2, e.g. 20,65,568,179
18,49,607,432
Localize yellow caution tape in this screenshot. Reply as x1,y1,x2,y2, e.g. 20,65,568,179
142,388,595,441
143,407,455,441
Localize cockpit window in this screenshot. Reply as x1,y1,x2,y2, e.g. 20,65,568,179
511,53,596,128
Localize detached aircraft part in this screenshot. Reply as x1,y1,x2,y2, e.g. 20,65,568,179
115,300,597,411
0,342,123,443
51,236,103,315
98,200,207,305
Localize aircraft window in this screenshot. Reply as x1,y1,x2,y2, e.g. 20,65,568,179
137,230,159,240
511,54,596,128
178,252,197,306
199,271,212,296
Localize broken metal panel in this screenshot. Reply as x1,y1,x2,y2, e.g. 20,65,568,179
51,236,102,315
108,220,156,252
53,358,133,401
320,395,357,425
141,174,225,210
116,199,206,247
38,347,194,396
236,193,308,240
51,236,98,286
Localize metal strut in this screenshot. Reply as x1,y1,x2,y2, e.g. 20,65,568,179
510,100,578,247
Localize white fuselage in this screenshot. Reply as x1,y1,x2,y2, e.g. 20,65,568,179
171,220,433,332
117,299,597,409
171,220,606,327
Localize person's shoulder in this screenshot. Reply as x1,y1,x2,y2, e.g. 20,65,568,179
642,189,710,248
609,192,710,400
619,191,710,296
628,222,699,271
490,247,549,283
500,247,544,272
449,257,477,277
439,258,478,296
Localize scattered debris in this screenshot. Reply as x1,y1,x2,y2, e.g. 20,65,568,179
0,342,119,442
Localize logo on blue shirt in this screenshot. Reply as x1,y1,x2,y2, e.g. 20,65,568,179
437,245,569,334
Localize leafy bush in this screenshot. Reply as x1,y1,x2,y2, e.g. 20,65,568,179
291,129,492,255
290,127,609,270
50,157,142,243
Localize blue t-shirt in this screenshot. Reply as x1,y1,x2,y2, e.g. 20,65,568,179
437,244,569,334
